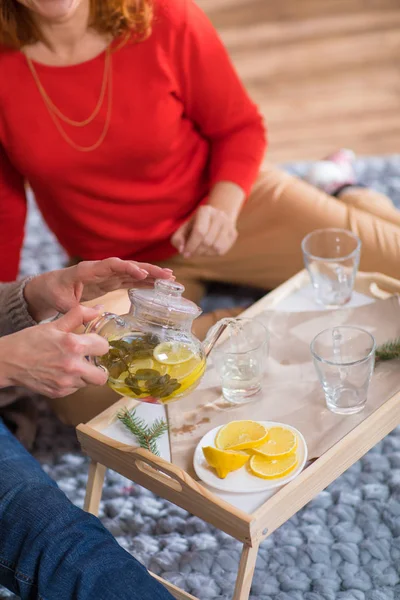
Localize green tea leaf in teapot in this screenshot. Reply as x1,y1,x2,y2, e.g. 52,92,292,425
101,348,120,365
132,348,154,359
169,378,181,392
144,373,182,398
108,347,123,358
146,374,169,396
109,339,132,353
159,378,181,397
107,362,127,380
145,382,162,395
158,388,173,398
128,337,157,359
105,345,129,363
101,347,128,380
124,375,143,396
142,333,159,348
135,369,161,381
144,375,167,396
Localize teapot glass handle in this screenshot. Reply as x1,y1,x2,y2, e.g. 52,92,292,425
84,312,127,365
84,312,124,335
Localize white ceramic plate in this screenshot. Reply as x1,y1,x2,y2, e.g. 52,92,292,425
193,421,308,493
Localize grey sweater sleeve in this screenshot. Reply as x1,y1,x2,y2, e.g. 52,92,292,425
0,278,37,337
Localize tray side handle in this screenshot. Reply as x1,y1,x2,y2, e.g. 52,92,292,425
357,271,400,299
76,424,254,544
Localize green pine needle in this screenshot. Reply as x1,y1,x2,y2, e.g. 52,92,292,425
375,337,400,362
117,408,168,456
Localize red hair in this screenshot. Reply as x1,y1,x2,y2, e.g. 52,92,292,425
0,0,153,48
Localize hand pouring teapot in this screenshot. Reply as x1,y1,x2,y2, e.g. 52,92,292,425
85,279,228,405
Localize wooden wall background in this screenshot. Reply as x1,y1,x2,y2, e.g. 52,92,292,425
198,0,400,163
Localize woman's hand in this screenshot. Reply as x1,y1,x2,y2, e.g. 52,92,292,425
171,205,238,258
24,257,174,322
0,306,109,398
171,182,244,259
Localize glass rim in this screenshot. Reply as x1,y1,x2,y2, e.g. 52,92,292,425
213,318,269,356
310,325,376,367
301,228,361,263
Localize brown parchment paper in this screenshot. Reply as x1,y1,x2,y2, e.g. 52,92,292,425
167,297,400,476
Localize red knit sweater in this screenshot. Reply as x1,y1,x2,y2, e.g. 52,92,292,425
0,0,266,281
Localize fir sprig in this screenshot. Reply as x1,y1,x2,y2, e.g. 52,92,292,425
117,407,168,456
375,338,400,363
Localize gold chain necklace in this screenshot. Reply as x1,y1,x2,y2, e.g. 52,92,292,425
26,47,113,153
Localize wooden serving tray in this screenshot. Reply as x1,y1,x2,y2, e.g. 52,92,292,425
76,270,400,600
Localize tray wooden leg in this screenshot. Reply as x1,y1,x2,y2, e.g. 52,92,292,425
232,542,260,600
84,460,106,515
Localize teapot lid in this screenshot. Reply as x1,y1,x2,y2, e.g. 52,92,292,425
129,279,202,321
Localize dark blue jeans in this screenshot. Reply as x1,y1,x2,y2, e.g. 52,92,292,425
0,419,174,600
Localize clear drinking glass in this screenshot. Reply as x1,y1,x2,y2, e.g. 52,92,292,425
311,326,376,415
302,228,361,307
212,318,269,404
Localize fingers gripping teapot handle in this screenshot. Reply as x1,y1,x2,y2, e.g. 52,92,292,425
84,312,127,365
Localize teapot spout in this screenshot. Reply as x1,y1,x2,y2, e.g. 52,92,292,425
202,318,234,358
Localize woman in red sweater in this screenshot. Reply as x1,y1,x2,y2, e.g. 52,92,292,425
2,0,400,334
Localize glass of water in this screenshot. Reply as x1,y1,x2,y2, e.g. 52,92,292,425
311,326,376,415
302,228,361,307
212,318,269,404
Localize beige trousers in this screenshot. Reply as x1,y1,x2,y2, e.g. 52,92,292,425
49,163,400,425
162,165,400,293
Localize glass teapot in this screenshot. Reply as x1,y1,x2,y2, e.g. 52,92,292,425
85,279,228,405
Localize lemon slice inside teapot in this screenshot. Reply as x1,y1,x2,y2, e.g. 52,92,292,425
153,341,194,365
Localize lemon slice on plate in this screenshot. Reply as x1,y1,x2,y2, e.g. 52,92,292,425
249,453,298,479
202,446,249,479
252,426,297,458
193,421,307,493
153,342,194,365
215,420,268,451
